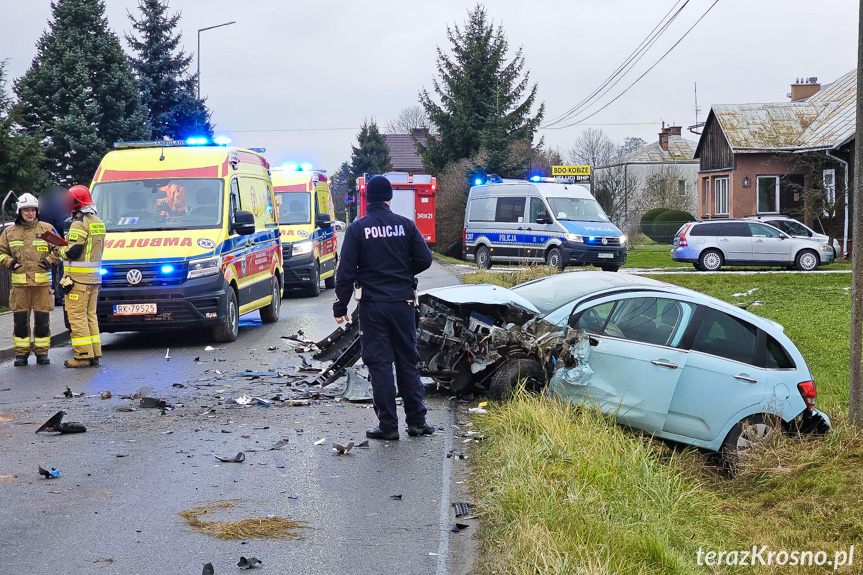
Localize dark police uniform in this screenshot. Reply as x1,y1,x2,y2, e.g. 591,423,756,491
334,199,433,437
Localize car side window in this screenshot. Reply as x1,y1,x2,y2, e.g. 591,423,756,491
229,179,241,224
765,335,796,369
689,223,722,236
495,197,526,223
719,222,751,237
529,197,549,223
748,223,781,238
572,301,616,333
602,297,693,347
690,308,758,365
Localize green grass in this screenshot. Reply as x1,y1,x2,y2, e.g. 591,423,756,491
432,252,464,265
622,243,688,269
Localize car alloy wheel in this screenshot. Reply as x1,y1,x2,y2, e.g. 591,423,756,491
796,250,818,271
700,250,722,271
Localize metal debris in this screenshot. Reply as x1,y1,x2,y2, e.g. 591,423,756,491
35,411,86,434
237,556,262,569
215,452,246,463
452,502,473,517
332,441,354,455
38,466,60,479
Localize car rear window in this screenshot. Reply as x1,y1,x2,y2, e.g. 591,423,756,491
765,335,796,369
689,223,723,236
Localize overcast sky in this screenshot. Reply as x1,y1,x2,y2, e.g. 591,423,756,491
0,0,857,174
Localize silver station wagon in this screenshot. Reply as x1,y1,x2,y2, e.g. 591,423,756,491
670,219,835,271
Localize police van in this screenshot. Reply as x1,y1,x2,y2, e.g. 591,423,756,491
89,138,283,342
463,176,626,271
271,167,337,297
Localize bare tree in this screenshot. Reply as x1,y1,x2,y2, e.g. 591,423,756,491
618,136,647,157
435,157,474,257
384,105,429,134
568,128,616,168
637,164,696,215
594,164,640,233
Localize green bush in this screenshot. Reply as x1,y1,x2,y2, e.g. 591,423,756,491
648,209,696,244
639,208,669,239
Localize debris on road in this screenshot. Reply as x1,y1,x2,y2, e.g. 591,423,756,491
204,345,215,351
172,383,186,388
38,466,59,479
61,387,83,398
450,523,470,532
452,502,473,517
314,438,326,446
202,562,214,575
447,450,466,459
161,430,173,435
468,406,487,414
357,440,369,449
339,368,373,402
390,494,402,500
100,391,112,400
246,438,289,452
237,556,263,569
214,452,246,463
178,500,306,540
332,441,354,455
35,411,86,434
165,348,171,361
139,397,168,409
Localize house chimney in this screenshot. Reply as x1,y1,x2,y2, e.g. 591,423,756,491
790,77,820,101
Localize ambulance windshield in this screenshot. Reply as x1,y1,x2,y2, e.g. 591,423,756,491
92,179,224,231
546,197,610,223
276,192,311,225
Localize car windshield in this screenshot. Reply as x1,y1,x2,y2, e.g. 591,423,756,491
277,192,311,225
546,197,609,222
768,219,811,236
511,273,624,315
92,179,224,232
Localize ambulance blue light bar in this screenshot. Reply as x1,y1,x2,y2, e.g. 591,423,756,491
186,136,208,145
213,135,232,146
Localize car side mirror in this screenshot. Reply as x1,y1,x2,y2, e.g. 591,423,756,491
779,233,788,240
232,210,256,236
316,213,332,228
536,214,550,225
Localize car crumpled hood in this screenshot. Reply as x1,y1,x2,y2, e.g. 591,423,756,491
419,284,541,316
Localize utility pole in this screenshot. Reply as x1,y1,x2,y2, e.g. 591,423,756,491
849,0,863,425
197,21,236,98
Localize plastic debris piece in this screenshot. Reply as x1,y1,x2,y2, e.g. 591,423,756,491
246,438,290,452
62,386,83,398
38,466,59,478
214,452,246,463
100,391,112,400
340,368,374,402
447,450,466,459
161,430,174,435
284,399,310,407
204,345,215,351
140,397,167,409
237,556,262,569
253,397,271,407
468,407,487,414
165,348,171,361
356,440,370,449
237,371,278,377
35,411,86,434
452,502,473,517
172,383,186,388
451,522,470,532
267,346,278,351
314,438,326,446
236,395,254,406
332,441,354,455
202,563,214,575
390,494,402,500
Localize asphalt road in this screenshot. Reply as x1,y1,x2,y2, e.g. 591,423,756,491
0,257,464,575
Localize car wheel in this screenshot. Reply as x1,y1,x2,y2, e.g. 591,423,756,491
306,262,321,296
693,262,704,271
324,256,337,289
600,265,619,272
546,247,565,270
698,249,723,271
489,358,545,401
721,414,779,471
212,288,239,343
795,249,819,271
476,245,492,269
259,276,281,324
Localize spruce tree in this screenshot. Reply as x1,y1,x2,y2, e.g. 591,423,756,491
126,0,212,140
14,0,150,187
348,120,391,219
0,61,44,197
418,4,544,177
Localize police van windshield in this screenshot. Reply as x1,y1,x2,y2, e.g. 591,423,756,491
547,197,610,222
276,192,311,225
92,179,224,232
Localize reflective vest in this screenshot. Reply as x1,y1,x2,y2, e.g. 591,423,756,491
58,213,106,285
0,220,60,286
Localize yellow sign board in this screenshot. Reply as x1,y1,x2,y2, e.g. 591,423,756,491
552,165,591,176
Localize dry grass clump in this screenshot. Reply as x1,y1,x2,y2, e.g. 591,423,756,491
179,499,306,540
464,265,561,289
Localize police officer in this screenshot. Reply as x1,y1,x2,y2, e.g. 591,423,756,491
0,193,61,365
334,176,434,440
54,185,105,368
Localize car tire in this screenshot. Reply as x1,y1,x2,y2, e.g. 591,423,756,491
698,249,723,272
720,414,780,471
324,256,337,289
546,247,565,271
693,262,704,271
795,249,819,271
488,358,545,402
212,288,239,343
306,262,321,296
259,276,281,324
476,245,492,269
600,265,619,272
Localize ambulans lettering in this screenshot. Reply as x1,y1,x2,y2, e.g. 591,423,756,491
364,225,406,240
104,236,193,249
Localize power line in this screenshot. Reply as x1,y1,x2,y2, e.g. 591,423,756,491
227,127,360,133
543,0,690,128
546,0,721,131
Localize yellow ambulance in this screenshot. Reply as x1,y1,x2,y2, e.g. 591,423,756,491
270,167,337,296
89,138,283,342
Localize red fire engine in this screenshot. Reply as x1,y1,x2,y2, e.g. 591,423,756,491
356,172,437,244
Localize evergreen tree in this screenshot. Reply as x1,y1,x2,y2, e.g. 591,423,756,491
14,0,150,187
348,120,391,219
329,161,351,222
126,0,212,140
0,61,44,197
418,4,544,176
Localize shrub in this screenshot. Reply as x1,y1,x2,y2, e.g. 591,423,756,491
639,208,669,240
649,209,696,244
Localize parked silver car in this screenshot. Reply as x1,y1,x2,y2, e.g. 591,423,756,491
671,219,834,271
744,215,839,257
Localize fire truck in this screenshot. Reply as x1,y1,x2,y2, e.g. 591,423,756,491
356,172,437,244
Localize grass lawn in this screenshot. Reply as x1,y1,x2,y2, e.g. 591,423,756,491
463,268,863,574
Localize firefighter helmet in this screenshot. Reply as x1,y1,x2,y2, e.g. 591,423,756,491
16,193,39,212
68,185,94,210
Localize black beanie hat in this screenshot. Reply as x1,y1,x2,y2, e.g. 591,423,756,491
366,176,393,203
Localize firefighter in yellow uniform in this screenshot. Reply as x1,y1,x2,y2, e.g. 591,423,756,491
54,185,105,368
0,193,61,366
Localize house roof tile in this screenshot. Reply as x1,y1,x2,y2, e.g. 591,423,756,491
385,133,427,172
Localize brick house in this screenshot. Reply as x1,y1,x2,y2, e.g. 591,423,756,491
384,128,429,175
694,70,855,251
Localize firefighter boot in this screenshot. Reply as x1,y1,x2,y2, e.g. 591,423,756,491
90,357,100,367
36,355,50,365
64,358,93,368
14,355,29,367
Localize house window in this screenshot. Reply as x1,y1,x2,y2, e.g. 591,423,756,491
714,177,728,215
757,176,780,213
823,169,836,205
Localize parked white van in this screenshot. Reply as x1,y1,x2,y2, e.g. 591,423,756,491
462,178,626,271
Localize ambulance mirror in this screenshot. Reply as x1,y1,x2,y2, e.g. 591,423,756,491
232,210,256,236
315,213,332,228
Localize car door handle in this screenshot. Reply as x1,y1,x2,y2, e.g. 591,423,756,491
733,374,758,383
719,238,729,242
651,360,678,369
754,239,764,243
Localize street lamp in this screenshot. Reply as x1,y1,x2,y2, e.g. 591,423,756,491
197,21,236,98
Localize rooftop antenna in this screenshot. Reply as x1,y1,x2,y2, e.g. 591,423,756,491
688,82,704,135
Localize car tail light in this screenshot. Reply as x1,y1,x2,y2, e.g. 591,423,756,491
678,223,691,247
797,380,817,410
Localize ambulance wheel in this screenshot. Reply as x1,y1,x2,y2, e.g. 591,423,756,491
306,262,321,297
260,276,281,324
546,247,565,270
213,289,239,343
476,245,492,269
324,256,336,289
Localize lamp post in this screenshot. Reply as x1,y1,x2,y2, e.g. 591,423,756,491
197,21,236,98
